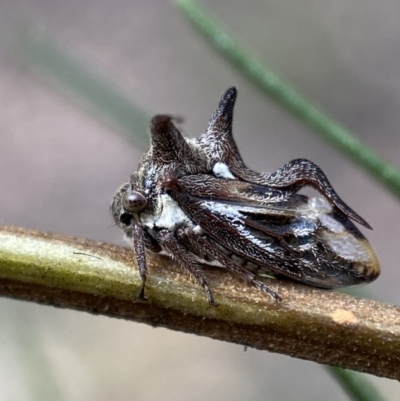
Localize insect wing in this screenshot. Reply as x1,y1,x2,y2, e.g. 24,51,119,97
168,177,380,289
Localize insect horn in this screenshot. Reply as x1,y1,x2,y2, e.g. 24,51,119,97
149,115,193,162
207,86,237,138
198,87,245,164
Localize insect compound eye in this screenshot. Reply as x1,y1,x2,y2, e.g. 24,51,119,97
122,190,147,212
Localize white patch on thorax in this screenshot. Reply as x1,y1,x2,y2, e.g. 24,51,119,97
141,194,192,231
212,162,235,179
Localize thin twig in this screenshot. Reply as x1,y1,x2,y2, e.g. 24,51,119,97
0,225,399,380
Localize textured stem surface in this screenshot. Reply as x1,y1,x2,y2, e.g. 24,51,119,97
0,225,399,380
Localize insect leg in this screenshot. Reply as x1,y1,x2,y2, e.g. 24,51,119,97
132,225,148,300
157,229,218,306
176,226,281,302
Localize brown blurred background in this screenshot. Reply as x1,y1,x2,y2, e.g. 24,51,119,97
1,0,400,400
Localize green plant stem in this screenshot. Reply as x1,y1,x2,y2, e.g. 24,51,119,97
328,367,386,401
1,225,400,381
174,0,400,199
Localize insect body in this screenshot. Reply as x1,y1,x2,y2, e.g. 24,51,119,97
111,87,380,304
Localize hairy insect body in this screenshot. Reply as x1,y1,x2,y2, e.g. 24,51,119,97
111,87,380,304
142,194,191,232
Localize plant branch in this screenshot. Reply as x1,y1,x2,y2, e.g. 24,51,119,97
0,225,399,380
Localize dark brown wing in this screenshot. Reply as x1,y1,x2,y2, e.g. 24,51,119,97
164,175,380,288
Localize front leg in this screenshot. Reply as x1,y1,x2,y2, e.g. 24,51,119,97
132,225,148,300
231,158,371,229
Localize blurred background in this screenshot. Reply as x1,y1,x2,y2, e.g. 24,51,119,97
1,0,400,400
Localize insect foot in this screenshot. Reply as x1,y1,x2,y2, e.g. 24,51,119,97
111,87,380,305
